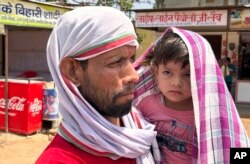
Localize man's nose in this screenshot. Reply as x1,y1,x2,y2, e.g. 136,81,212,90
123,62,139,85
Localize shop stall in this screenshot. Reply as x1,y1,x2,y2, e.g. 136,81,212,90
231,9,250,103
0,0,71,132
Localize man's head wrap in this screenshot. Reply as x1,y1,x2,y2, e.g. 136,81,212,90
47,6,156,164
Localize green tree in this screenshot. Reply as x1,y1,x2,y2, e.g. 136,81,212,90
96,0,135,11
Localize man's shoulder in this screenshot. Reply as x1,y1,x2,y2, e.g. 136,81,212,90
35,145,87,164
35,134,93,163
35,134,136,164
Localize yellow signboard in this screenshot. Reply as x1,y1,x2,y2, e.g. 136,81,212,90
0,24,4,34
0,0,71,28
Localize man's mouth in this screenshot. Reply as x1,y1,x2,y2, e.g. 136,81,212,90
115,90,135,100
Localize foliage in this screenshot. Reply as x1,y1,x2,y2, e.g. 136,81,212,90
96,0,116,6
120,0,134,10
96,0,135,11
136,32,143,44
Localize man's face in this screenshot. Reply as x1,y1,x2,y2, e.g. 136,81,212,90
78,45,139,118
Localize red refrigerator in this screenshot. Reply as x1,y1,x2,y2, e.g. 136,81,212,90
0,78,44,135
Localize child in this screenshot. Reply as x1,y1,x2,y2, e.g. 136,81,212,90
133,27,249,164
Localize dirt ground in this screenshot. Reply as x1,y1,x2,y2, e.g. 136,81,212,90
0,129,54,164
0,118,250,164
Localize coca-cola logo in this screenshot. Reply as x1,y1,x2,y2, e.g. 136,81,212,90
30,98,42,112
0,96,26,111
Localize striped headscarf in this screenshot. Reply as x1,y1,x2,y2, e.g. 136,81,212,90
47,6,156,164
133,27,250,164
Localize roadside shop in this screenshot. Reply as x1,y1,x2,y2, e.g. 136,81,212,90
0,0,71,134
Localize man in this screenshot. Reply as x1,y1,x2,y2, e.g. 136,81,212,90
221,57,236,92
36,6,157,164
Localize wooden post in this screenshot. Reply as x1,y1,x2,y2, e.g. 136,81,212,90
4,26,8,133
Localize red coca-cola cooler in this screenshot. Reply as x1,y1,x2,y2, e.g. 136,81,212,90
0,79,5,131
0,78,44,135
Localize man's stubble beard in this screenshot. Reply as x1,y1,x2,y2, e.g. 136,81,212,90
79,77,133,118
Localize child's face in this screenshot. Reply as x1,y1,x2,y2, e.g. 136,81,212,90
155,61,192,108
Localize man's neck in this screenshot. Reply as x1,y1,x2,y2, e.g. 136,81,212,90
105,116,122,126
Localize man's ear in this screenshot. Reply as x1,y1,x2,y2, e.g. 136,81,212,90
60,58,82,85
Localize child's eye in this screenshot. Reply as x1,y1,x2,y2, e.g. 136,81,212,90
184,73,190,78
162,71,172,76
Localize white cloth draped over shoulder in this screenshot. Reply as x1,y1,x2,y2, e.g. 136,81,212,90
47,6,156,164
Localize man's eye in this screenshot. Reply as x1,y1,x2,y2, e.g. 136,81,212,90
129,56,135,63
114,59,122,64
109,58,123,67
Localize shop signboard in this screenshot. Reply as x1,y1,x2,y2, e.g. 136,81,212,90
230,9,250,30
135,10,227,28
0,0,71,28
0,79,43,135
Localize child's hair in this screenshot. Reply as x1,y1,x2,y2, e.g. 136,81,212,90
144,32,189,68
